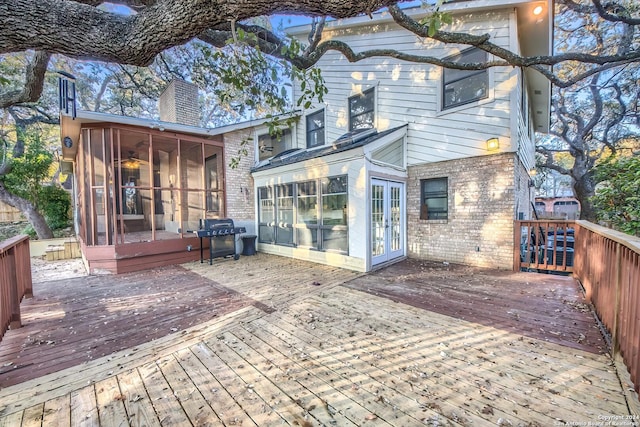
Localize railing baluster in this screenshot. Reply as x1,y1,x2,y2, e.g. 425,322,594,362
0,235,32,342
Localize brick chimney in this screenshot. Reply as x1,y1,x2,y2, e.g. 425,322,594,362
158,79,200,126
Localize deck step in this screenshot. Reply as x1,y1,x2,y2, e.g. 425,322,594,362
44,239,81,261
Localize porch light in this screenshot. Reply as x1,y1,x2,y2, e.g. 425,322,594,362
486,137,500,151
533,5,543,15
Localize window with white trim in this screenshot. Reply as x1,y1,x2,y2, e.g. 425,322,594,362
306,109,325,148
257,128,293,161
420,178,448,220
257,175,348,253
442,48,488,110
348,87,375,131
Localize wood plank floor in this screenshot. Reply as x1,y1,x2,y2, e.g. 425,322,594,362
0,254,637,426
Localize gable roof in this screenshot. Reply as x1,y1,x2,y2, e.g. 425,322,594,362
251,125,407,173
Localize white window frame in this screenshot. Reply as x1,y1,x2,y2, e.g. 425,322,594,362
254,123,297,163
436,48,494,115
305,108,326,149
348,86,377,131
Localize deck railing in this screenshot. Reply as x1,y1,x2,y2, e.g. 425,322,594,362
572,221,640,394
514,220,576,273
515,220,640,394
0,235,32,342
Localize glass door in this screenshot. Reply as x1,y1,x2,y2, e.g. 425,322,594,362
371,179,404,266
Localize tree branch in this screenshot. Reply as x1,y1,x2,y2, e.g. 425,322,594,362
0,51,50,108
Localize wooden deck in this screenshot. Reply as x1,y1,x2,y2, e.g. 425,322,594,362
0,254,637,426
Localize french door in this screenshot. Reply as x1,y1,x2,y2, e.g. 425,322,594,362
371,179,404,266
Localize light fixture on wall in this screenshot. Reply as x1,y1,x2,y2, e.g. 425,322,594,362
486,137,500,151
532,5,544,15
63,136,73,148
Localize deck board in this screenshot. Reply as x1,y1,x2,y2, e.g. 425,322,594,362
0,254,637,426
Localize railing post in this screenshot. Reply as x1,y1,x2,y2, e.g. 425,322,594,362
514,221,522,272
611,244,622,358
7,247,21,330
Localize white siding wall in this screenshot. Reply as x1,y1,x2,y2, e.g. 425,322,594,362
292,9,518,166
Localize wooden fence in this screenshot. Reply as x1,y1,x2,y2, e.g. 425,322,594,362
515,220,640,395
0,202,23,223
0,235,32,342
572,221,640,394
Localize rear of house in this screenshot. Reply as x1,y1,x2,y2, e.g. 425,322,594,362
60,0,551,274
250,0,551,271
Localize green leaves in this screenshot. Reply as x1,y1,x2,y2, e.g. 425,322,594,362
418,0,453,37
592,155,640,236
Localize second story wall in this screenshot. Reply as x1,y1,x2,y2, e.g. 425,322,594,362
291,7,531,167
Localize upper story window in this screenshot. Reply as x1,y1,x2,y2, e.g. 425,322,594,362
442,48,488,110
306,109,325,149
348,87,375,131
420,177,448,220
258,128,293,161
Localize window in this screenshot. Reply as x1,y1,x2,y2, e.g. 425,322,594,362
258,187,275,243
258,176,349,253
420,178,448,220
321,176,348,251
258,128,293,161
348,88,375,131
306,109,325,148
442,48,488,110
276,184,294,245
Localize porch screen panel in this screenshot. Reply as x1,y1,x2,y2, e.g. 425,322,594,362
258,187,275,243
181,190,204,233
118,129,152,242
180,140,203,190
204,145,224,217
82,129,94,245
90,128,110,245
152,135,181,239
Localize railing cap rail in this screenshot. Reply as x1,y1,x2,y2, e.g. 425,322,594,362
575,220,640,253
0,234,30,255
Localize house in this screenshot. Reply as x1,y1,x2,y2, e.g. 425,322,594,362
535,197,581,220
251,0,551,270
60,0,551,274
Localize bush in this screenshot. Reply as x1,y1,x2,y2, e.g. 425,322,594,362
592,156,640,237
38,185,71,230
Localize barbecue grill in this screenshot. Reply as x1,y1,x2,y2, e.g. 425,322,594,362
194,218,246,264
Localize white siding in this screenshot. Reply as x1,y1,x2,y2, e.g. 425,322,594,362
293,9,518,166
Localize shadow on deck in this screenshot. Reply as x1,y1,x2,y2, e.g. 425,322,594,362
0,254,635,426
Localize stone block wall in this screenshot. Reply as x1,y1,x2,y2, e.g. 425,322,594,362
407,152,527,269
224,129,255,229
158,79,200,126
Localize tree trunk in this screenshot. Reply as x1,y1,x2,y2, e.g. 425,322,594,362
572,171,597,222
0,181,54,239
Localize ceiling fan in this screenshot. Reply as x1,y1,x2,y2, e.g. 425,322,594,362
119,151,148,169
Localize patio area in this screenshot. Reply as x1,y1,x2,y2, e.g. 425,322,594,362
0,254,638,426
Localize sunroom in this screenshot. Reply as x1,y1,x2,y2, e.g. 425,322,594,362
251,125,408,272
